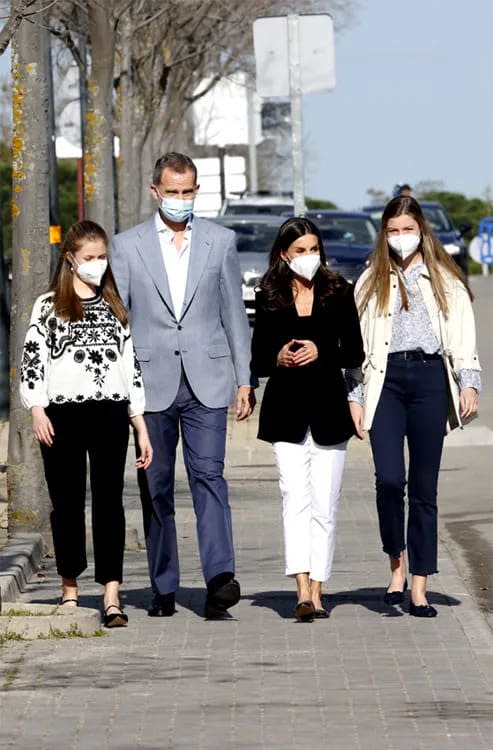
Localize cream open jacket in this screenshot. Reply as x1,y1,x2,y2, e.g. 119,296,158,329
346,266,481,431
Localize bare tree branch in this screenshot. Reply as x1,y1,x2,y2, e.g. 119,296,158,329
0,0,39,55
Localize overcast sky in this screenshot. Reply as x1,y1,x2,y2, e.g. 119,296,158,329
303,0,493,209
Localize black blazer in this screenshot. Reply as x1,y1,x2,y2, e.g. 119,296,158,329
251,282,365,445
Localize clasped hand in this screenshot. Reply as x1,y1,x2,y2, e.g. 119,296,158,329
277,339,318,368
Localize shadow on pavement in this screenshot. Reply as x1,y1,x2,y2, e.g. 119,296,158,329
24,586,461,621
244,588,461,619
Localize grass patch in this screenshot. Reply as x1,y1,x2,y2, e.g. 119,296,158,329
0,632,23,645
0,626,105,645
0,607,58,617
4,665,19,688
37,624,106,639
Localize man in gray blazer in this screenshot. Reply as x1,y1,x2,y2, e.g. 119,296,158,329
111,152,255,618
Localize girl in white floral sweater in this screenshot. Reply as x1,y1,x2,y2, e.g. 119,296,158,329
21,220,152,628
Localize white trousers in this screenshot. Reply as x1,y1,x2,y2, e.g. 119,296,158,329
273,431,347,583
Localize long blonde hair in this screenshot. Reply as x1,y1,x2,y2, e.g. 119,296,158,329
358,196,473,316
49,220,128,324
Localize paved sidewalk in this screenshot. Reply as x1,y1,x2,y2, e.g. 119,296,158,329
0,410,492,750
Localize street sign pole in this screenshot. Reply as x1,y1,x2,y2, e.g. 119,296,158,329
288,15,305,217
246,77,258,194
253,14,335,213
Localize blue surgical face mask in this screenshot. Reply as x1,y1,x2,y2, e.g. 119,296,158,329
157,192,194,223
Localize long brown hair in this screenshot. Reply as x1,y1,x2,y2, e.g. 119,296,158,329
49,220,128,325
259,216,344,309
358,196,473,315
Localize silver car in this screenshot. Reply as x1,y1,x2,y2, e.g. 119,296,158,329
212,214,285,319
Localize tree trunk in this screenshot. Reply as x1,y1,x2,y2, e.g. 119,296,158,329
84,2,115,235
139,134,154,223
8,2,52,539
116,8,139,231
0,216,9,421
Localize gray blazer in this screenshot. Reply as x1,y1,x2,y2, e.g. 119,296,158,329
111,214,252,411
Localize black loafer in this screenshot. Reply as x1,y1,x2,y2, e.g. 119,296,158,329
294,600,315,621
103,606,128,628
409,601,437,618
148,593,176,617
204,576,241,619
383,578,408,605
313,608,330,619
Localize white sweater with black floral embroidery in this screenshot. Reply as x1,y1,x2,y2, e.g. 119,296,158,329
20,292,145,417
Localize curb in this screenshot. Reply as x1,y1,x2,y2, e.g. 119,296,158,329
0,533,44,606
0,602,102,639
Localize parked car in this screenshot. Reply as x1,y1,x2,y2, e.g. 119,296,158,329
212,214,285,318
306,210,377,283
220,192,297,216
362,201,471,274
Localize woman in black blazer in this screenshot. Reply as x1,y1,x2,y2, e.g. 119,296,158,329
251,217,364,620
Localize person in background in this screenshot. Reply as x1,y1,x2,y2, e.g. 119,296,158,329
20,220,152,628
251,217,364,621
347,196,480,617
111,152,255,620
393,183,413,198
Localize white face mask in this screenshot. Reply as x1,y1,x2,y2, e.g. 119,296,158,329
287,254,321,281
387,233,421,259
74,258,108,287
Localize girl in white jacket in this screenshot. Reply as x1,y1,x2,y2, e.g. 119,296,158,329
347,196,480,617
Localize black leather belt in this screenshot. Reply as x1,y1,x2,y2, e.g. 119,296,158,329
388,350,442,362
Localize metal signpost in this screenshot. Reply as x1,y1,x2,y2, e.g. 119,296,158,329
253,14,336,216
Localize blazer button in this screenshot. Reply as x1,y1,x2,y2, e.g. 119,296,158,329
178,325,182,330
174,350,179,355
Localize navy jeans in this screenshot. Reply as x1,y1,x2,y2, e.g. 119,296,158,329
138,372,234,595
369,358,448,575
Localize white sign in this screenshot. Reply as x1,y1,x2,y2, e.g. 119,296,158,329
193,72,262,146
253,14,336,98
193,156,246,217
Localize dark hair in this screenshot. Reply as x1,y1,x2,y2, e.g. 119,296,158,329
259,216,344,309
49,220,128,324
359,196,473,314
152,152,198,185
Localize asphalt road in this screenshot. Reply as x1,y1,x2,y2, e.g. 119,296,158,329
438,275,493,625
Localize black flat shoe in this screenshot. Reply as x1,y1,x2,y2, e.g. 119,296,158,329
313,608,329,619
294,600,315,621
103,605,128,628
59,598,78,607
409,601,437,618
383,578,408,605
148,593,176,617
204,577,241,619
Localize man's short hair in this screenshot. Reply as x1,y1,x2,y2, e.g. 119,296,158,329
153,152,198,186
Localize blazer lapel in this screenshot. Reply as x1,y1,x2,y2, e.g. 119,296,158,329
181,217,212,320
136,217,175,317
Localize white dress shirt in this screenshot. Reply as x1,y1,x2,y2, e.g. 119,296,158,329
155,212,193,318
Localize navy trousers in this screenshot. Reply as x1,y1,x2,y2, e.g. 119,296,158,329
138,372,234,595
369,358,448,575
